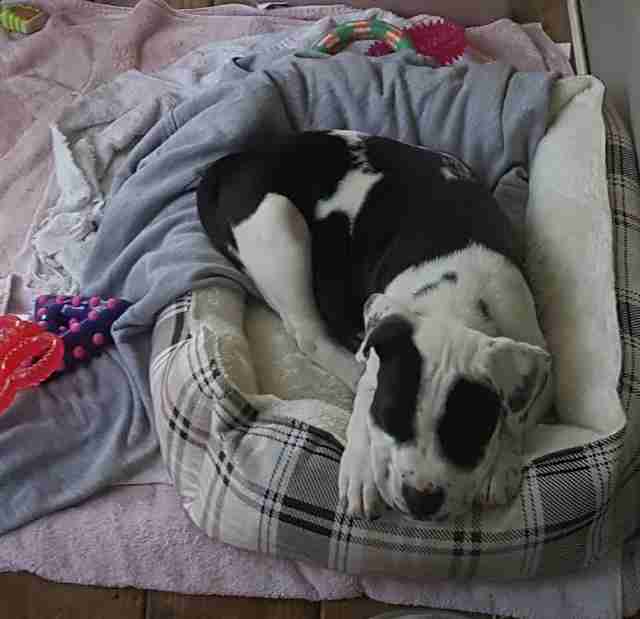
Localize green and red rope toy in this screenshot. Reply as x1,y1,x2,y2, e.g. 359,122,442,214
312,17,467,66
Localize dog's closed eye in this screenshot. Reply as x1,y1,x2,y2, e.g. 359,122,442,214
436,378,502,469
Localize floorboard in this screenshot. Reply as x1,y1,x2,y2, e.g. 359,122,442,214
145,593,320,619
321,599,414,619
0,572,145,619
511,0,572,42
320,599,499,618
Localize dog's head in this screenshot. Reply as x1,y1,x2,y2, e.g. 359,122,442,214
357,294,551,521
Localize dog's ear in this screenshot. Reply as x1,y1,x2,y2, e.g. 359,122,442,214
359,315,422,443
478,337,551,423
357,294,414,362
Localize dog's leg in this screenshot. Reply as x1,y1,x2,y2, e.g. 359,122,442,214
233,193,363,391
311,216,363,353
339,356,384,519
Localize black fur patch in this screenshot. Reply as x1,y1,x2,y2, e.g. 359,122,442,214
312,212,362,352
437,378,502,469
365,315,422,444
354,136,520,300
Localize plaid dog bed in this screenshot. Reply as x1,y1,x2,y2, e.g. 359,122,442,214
149,103,639,580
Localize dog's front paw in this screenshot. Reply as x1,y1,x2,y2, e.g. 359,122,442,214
338,444,383,520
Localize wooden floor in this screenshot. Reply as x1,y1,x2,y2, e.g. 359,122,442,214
0,2,586,619
0,572,488,619
511,0,571,45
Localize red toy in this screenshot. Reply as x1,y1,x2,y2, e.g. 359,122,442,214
0,315,64,414
367,19,467,66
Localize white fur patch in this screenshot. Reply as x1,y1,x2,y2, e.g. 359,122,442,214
440,166,459,181
380,243,549,349
315,167,383,230
384,245,500,327
316,131,383,229
330,129,367,152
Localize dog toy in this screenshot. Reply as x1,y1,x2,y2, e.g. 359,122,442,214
313,19,415,55
0,4,48,34
312,18,467,66
33,294,131,373
368,19,467,65
0,315,64,414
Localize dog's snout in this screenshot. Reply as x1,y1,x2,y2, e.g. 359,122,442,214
402,484,445,519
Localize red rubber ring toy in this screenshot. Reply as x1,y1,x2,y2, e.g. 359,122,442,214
0,315,64,413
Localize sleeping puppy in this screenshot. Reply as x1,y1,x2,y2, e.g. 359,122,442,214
197,130,553,522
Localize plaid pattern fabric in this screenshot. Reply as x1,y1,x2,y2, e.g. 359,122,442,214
150,107,640,579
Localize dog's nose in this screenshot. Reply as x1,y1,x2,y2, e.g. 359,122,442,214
402,484,445,519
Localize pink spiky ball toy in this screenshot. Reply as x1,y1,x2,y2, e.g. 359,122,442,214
367,19,467,65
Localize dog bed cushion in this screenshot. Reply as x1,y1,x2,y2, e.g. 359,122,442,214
149,77,631,580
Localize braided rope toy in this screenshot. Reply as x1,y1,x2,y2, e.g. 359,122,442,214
313,19,414,55
312,18,467,66
0,4,47,34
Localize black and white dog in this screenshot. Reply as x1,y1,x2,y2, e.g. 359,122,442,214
197,130,552,522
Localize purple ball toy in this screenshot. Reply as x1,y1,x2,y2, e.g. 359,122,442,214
33,294,131,375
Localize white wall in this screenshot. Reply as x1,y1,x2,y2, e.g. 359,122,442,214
580,0,637,146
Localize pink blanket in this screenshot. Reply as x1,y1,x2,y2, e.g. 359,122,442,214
0,2,587,616
0,0,355,313
0,483,621,619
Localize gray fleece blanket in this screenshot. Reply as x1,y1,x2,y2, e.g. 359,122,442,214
0,49,554,534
